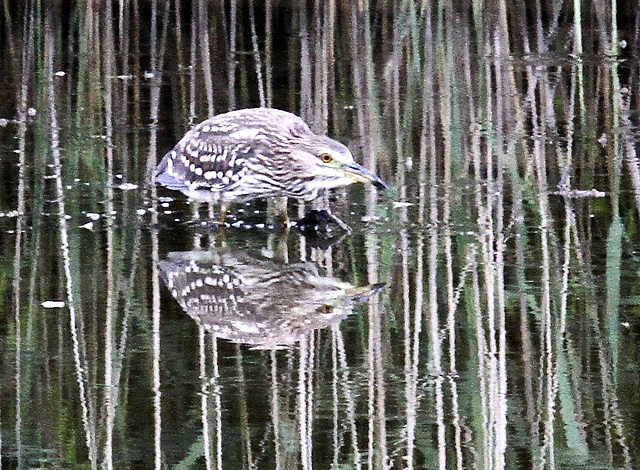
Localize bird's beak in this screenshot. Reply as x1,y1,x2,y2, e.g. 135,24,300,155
341,162,388,190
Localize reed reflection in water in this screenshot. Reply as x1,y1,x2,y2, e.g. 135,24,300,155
1,0,640,469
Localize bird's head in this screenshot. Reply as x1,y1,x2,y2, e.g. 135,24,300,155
288,135,387,195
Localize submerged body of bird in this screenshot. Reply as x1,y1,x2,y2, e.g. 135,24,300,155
154,108,386,225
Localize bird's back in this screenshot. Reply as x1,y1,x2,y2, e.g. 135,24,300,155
154,108,313,202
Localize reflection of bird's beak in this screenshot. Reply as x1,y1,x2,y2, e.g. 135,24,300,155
341,162,388,189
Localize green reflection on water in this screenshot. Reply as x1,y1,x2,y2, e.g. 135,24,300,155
1,1,640,469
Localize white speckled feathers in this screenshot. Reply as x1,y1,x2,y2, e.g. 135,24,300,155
153,107,389,206
154,108,319,202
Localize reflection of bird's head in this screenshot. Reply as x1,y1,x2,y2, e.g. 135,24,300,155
154,108,387,204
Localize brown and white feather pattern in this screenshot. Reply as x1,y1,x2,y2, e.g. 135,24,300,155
154,108,326,202
153,107,386,206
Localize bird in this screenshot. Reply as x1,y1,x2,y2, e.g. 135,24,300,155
154,108,387,225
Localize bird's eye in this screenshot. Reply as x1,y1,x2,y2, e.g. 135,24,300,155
320,153,333,163
321,305,334,314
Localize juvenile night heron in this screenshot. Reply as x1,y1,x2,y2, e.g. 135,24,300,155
154,108,387,224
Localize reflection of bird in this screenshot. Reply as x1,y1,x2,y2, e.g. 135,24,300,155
154,108,387,223
158,249,383,349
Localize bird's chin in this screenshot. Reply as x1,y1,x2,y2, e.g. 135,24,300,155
312,177,357,191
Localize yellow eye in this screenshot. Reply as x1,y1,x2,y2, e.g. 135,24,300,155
320,153,333,163
320,305,334,314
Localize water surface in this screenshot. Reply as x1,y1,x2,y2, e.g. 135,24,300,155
1,1,640,469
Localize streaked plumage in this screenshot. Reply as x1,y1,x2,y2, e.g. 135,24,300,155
154,108,386,210
158,248,383,348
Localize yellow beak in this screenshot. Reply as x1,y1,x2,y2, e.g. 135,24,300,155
340,162,388,189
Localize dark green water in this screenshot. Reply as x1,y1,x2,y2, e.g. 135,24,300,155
1,1,640,469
